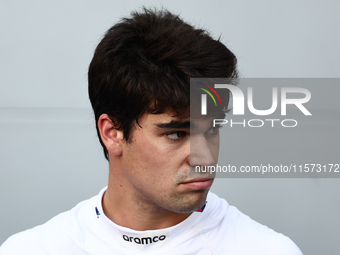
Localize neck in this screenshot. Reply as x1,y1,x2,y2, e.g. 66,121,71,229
102,170,191,231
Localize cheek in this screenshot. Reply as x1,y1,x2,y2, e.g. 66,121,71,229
124,137,178,196
125,134,175,178
132,132,183,167
135,139,165,166
208,136,220,161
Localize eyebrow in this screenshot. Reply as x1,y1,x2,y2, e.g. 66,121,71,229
156,120,195,130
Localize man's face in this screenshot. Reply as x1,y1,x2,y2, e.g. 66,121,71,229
120,111,220,213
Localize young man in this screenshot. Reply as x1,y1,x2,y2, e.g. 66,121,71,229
0,8,302,255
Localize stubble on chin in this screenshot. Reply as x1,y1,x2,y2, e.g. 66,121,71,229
167,171,210,213
132,185,209,214
165,189,209,213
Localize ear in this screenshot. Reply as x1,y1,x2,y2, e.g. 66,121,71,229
98,114,124,156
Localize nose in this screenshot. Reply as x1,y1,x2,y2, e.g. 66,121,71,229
189,134,218,167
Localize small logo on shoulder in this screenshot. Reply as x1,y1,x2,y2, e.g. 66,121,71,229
95,207,100,218
197,201,207,212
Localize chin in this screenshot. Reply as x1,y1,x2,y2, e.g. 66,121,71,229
167,189,209,213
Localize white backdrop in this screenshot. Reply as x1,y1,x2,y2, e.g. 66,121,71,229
1,1,339,254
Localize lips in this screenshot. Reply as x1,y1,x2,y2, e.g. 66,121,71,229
180,178,214,190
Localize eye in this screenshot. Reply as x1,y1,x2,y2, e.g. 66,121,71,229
166,131,187,141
